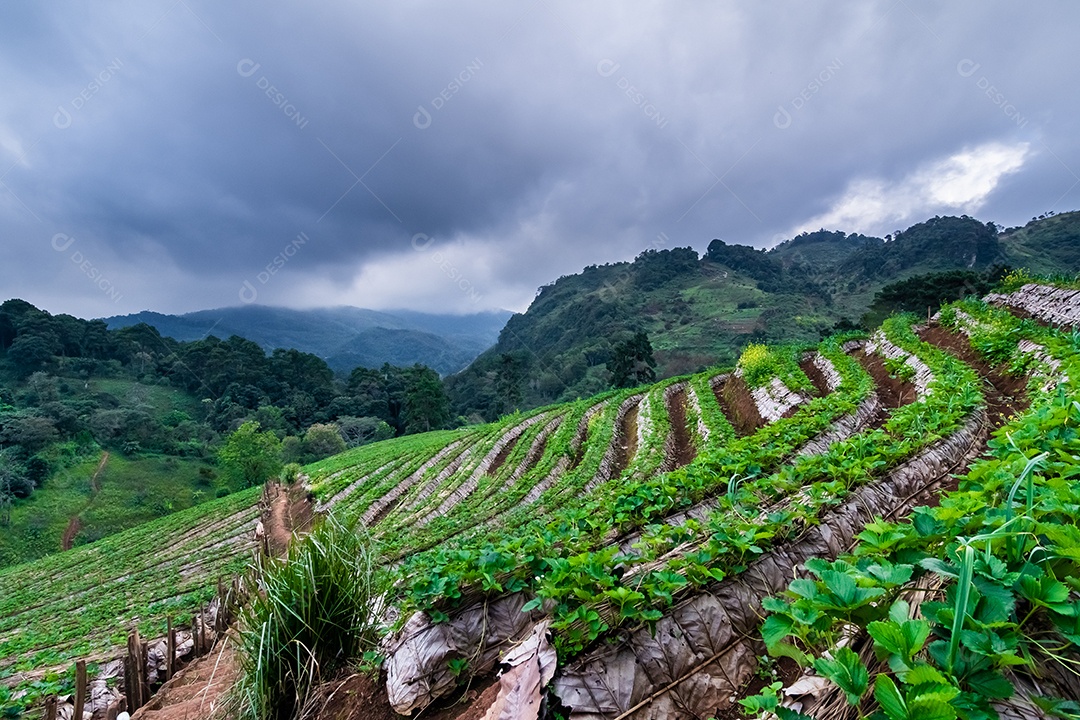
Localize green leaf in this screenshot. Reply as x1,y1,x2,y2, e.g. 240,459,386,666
875,674,907,720
813,646,868,706
520,596,543,612
965,669,1014,700
761,614,794,650
899,663,949,687
907,694,958,720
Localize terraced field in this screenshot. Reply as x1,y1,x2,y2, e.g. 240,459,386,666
2,282,1079,720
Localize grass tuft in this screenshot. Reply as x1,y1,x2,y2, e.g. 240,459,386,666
228,513,387,720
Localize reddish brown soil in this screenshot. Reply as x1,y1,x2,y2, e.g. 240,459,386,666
853,350,916,429
715,656,802,720
132,635,239,720
913,324,1032,504
61,515,81,552
308,671,403,720
611,403,640,477
666,387,696,469
920,325,1029,425
799,357,831,397
486,432,521,477
61,451,110,551
720,375,765,436
421,676,501,720
312,671,501,720
262,481,315,556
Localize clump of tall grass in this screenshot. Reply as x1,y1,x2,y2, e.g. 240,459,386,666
227,513,386,720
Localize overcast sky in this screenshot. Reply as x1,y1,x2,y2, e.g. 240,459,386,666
1,1,1076,318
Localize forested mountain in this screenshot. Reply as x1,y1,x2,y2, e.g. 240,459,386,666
103,305,510,376
0,301,457,565
447,212,1080,420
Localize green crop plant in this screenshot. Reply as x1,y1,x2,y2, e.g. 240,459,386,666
749,303,1080,720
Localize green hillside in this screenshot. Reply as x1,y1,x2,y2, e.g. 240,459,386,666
3,281,1079,719
448,213,1080,420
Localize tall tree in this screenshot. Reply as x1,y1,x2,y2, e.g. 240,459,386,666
218,421,283,489
607,331,657,388
404,366,450,434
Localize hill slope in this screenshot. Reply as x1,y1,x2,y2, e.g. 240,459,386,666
5,282,1079,718
103,305,511,376
447,212,1080,419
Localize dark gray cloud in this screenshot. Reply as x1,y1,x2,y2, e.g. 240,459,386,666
1,0,1076,317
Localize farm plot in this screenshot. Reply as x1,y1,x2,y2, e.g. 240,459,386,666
383,319,993,715
744,298,1080,720
0,486,262,707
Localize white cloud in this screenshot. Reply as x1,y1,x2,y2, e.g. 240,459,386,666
789,141,1030,237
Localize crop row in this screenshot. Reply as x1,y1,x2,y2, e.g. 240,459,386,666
0,486,261,677
751,298,1080,719
535,317,983,653
394,333,875,627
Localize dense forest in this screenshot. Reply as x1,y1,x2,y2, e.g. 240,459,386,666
0,299,451,511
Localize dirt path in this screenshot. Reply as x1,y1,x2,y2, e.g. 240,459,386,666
853,349,916,426
89,451,108,492
262,481,314,557
666,386,696,469
799,356,831,396
131,634,240,720
485,432,520,478
61,451,110,551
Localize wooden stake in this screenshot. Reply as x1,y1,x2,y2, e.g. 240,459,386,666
140,639,149,704
73,660,87,720
166,617,175,681
44,696,57,720
126,629,142,710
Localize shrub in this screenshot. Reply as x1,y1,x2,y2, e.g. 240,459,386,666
228,514,387,720
737,343,775,387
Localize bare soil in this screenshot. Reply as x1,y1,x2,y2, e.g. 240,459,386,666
486,432,521,478
611,402,640,477
719,375,765,436
131,635,239,720
307,671,403,720
666,386,696,469
799,357,831,397
920,325,1029,425
714,656,802,720
262,481,315,557
311,670,502,720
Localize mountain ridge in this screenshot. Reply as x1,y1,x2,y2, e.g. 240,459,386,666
445,211,1080,420
102,305,512,376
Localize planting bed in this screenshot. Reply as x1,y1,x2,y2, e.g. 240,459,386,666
5,284,1080,720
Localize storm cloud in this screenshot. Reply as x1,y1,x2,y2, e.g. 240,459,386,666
0,1,1076,317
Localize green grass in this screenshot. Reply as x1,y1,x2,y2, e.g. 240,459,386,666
0,453,221,568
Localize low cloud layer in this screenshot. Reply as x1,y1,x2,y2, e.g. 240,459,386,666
0,1,1076,317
